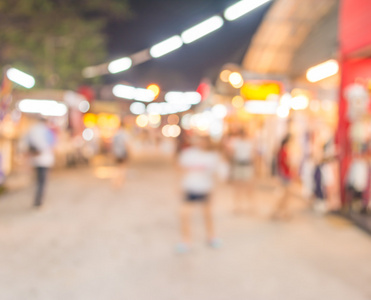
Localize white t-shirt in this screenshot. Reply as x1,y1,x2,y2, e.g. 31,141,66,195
179,147,219,194
112,129,129,158
301,158,315,198
232,138,253,163
27,123,55,168
348,159,369,192
321,163,336,187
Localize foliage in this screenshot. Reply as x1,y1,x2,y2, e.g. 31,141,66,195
0,0,131,89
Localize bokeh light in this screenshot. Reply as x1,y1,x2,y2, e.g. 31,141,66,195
181,113,192,130
148,114,161,126
220,69,232,82
147,84,160,99
82,128,94,141
162,124,181,138
276,106,290,118
291,95,309,110
280,93,292,107
136,114,149,127
130,102,146,115
169,125,181,137
167,114,179,125
229,72,244,88
212,104,227,119
232,95,244,108
78,100,90,113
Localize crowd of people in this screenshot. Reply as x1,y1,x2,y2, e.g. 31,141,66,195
22,114,371,252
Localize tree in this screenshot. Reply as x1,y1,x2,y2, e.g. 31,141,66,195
0,0,131,90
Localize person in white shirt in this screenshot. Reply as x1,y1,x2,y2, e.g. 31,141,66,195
178,135,220,252
112,123,130,188
229,129,255,213
26,116,55,207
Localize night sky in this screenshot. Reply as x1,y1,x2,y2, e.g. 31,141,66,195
105,0,272,91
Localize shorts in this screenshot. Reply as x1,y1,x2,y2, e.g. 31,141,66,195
115,154,127,164
232,161,253,181
185,193,209,202
279,175,291,186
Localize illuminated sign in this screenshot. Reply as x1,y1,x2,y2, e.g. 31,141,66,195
83,113,120,130
240,81,281,100
83,113,97,128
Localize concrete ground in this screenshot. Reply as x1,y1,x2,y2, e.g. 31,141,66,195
1,161,371,300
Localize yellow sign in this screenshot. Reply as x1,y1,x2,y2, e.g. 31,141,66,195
97,113,120,129
83,113,97,128
240,81,281,100
84,113,120,130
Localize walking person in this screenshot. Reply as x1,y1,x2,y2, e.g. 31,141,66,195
112,122,130,188
26,116,55,208
177,135,220,253
272,135,292,220
229,129,255,213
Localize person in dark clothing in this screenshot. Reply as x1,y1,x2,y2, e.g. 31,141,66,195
26,116,55,207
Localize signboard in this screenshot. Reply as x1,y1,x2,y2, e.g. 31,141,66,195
240,80,281,100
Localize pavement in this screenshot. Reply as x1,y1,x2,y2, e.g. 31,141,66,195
1,161,371,300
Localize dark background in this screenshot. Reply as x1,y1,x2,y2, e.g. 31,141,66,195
105,0,271,91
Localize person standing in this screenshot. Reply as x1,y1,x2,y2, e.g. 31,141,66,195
26,116,55,207
112,122,130,188
272,135,292,220
229,129,255,213
177,135,220,252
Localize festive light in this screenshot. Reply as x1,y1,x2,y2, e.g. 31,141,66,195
162,124,181,138
134,88,155,102
136,114,149,127
212,104,227,119
244,100,278,115
306,60,339,83
229,72,244,88
82,128,94,141
18,99,67,116
224,0,273,21
165,91,201,105
291,95,309,110
181,114,192,130
150,35,183,58
147,102,191,115
78,100,90,113
108,57,132,74
210,120,224,137
220,70,232,82
148,114,161,125
167,114,180,125
147,84,160,98
232,95,244,108
113,84,136,99
181,16,224,44
279,93,292,107
130,102,146,115
7,68,35,88
113,84,155,102
276,106,290,118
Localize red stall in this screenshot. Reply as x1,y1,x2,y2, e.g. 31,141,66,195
338,0,371,227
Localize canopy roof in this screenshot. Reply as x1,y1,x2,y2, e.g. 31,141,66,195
242,0,337,75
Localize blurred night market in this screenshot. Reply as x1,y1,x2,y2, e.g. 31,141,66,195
1,0,371,299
